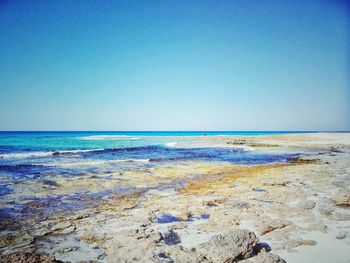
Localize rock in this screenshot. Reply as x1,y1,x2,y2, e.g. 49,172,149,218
51,221,72,232
306,224,328,233
197,229,258,262
260,220,289,235
264,180,289,187
161,229,181,245
282,238,317,249
333,212,350,221
319,206,333,216
171,222,187,230
154,246,205,263
177,211,193,221
135,227,162,243
336,231,348,240
32,225,52,237
0,252,63,263
289,157,319,164
57,225,76,235
80,234,102,244
149,231,163,243
332,191,350,207
254,242,271,253
300,200,316,210
302,239,317,246
231,200,250,210
330,147,343,153
106,234,155,262
153,251,173,263
0,231,33,249
203,198,227,207
253,252,286,263
60,246,79,253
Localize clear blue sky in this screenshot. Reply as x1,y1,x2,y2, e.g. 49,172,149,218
0,0,349,131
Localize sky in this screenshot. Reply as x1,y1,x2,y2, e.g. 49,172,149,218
0,0,349,131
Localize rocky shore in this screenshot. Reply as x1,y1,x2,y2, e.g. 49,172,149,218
1,133,349,262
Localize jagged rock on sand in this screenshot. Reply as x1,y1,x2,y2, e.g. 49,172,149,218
259,220,290,235
197,229,258,262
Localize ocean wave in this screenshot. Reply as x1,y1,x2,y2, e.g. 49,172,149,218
52,149,104,155
0,149,104,159
0,164,44,172
0,146,164,159
51,158,150,167
0,152,53,159
165,142,177,147
78,135,140,140
112,158,150,163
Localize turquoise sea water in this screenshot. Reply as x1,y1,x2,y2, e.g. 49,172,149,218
0,131,307,184
0,131,305,223
0,131,312,151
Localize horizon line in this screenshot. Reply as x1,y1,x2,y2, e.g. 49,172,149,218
1,130,349,133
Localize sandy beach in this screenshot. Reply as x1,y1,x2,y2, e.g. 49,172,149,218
1,132,350,263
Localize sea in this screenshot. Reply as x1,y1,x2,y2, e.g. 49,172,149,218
0,131,307,224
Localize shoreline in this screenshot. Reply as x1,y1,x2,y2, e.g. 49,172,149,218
0,132,349,262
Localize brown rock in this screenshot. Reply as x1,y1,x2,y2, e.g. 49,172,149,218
203,198,227,207
0,252,63,263
283,238,317,249
332,191,350,207
260,220,289,235
0,231,33,249
253,252,286,263
336,231,348,240
177,211,193,221
197,229,259,262
289,157,320,164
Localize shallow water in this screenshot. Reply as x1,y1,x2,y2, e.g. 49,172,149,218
0,132,301,225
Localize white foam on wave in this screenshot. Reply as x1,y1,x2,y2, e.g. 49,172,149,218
0,149,104,159
58,149,104,154
50,158,150,167
0,152,53,159
78,135,140,141
113,158,150,163
165,142,177,147
52,159,107,167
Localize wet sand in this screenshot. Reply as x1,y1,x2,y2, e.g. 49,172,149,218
1,132,350,262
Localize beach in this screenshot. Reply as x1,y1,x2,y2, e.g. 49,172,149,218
0,132,350,262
